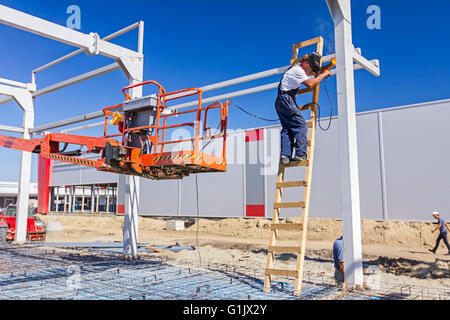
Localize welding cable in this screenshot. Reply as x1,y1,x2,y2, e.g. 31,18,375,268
229,100,279,122
311,78,334,132
228,80,334,131
201,120,222,152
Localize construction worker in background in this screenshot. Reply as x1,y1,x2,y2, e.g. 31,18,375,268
429,211,450,255
332,235,344,284
275,52,331,165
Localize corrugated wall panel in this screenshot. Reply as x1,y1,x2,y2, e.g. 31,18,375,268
48,99,450,221
382,100,450,221
138,179,179,216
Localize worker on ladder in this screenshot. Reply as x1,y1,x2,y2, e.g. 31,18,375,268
275,52,331,165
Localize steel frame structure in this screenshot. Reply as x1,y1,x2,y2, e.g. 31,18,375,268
0,4,144,258
27,49,378,135
0,1,379,288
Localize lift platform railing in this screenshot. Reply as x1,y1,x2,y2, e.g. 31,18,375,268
103,80,229,166
159,100,229,159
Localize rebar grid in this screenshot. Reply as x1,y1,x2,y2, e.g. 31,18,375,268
0,244,447,300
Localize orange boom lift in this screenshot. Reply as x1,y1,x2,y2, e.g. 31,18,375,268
0,81,229,180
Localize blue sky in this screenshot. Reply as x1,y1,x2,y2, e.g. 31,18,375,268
0,0,449,182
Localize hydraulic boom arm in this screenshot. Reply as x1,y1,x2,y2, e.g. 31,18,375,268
0,80,229,180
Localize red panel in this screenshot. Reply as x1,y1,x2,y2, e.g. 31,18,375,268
37,155,51,214
245,128,264,142
246,205,265,217
116,205,125,215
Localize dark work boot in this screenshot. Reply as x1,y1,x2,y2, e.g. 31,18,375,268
280,156,290,165
428,249,436,254
292,155,307,162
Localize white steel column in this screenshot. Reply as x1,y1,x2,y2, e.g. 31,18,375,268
0,84,35,243
55,187,59,212
122,22,144,257
327,0,364,287
95,185,99,213
122,87,143,257
124,175,139,258
64,187,68,212
106,185,110,214
91,186,95,213
69,186,73,212
13,91,34,243
81,186,85,212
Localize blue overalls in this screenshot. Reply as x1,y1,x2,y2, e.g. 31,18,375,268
274,77,308,159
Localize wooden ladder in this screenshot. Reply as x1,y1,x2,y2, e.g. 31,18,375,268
264,37,324,296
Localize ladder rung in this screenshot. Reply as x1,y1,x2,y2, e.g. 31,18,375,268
271,223,303,231
273,202,305,209
265,268,299,277
268,246,302,253
297,88,314,95
280,160,309,168
276,181,306,188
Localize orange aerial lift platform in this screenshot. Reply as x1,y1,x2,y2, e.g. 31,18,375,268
0,80,229,180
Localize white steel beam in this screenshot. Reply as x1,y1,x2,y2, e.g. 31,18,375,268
0,125,25,133
138,21,144,54
353,50,380,77
33,63,120,98
0,83,26,97
31,110,106,134
0,5,142,61
25,57,378,134
61,121,105,134
0,78,34,91
167,59,378,111
32,22,141,75
327,0,366,288
0,63,121,107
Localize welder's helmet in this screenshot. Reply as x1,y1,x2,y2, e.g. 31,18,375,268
306,52,322,74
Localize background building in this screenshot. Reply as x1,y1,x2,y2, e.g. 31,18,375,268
39,98,450,222
0,181,38,209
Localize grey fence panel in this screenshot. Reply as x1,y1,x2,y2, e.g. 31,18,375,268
79,166,118,185
179,164,245,217
381,100,450,221
354,113,384,220
138,179,179,216
50,165,81,186
309,121,342,219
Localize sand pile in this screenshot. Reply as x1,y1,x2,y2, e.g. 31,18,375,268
370,256,450,279
39,215,439,249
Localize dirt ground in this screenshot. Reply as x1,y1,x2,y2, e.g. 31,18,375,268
39,214,450,290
